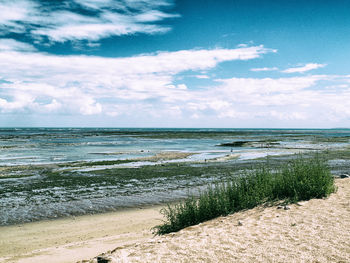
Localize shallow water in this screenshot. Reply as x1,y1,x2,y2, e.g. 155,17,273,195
1,128,350,225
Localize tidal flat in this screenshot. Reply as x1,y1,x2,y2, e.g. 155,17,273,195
1,128,350,225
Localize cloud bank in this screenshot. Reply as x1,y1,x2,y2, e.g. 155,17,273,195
0,41,272,117
0,39,349,127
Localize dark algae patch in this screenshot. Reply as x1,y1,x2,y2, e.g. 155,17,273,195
0,161,244,225
60,159,135,167
218,141,251,147
217,140,280,147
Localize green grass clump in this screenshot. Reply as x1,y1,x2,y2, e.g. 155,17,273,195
153,156,335,235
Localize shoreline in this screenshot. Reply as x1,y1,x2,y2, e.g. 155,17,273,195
0,205,164,263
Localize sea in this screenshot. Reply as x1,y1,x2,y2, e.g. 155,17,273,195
1,128,349,225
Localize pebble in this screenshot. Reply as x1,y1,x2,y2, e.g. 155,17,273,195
97,256,110,263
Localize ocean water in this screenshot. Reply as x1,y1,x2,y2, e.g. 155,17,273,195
0,128,349,225
0,128,241,166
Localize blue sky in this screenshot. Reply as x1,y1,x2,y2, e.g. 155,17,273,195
0,0,350,128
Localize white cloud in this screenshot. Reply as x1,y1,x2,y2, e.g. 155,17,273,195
207,100,231,111
0,45,271,115
79,99,102,115
177,84,187,90
282,63,327,73
0,0,178,43
190,113,200,119
0,0,37,34
2,40,349,126
330,103,350,120
250,67,278,72
0,92,34,112
195,75,210,79
73,0,115,9
0,39,36,52
267,110,307,121
166,105,182,117
215,76,322,98
218,109,248,119
134,10,180,22
179,75,350,124
0,45,270,84
43,99,62,112
32,12,173,42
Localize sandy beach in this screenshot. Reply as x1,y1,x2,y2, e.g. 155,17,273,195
1,178,349,263
90,178,350,263
0,206,164,263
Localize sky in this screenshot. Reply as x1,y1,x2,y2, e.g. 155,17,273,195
0,0,350,128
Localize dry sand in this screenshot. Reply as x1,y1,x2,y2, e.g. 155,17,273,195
1,179,349,263
0,206,163,263
89,178,350,263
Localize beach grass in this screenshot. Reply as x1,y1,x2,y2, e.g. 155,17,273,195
153,155,335,235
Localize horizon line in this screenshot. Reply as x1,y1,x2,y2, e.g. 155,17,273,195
0,127,349,130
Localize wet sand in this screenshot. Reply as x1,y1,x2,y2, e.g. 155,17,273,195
1,179,349,263
136,152,194,162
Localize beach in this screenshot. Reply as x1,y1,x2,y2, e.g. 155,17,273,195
89,178,350,263
0,205,163,263
1,178,349,263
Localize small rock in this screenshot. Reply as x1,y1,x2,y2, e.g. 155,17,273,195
284,206,290,210
277,205,283,209
97,256,110,263
340,174,350,179
238,220,243,226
